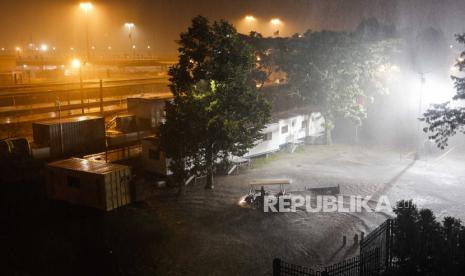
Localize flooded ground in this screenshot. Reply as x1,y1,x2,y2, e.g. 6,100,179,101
3,144,465,275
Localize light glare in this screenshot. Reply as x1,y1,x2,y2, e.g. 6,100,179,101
71,59,81,69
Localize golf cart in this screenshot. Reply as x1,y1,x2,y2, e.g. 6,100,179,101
243,179,291,209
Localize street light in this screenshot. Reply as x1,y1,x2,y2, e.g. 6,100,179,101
245,15,256,23
71,58,81,69
124,22,136,59
79,2,93,62
270,18,282,26
40,44,48,52
79,2,92,13
270,18,282,36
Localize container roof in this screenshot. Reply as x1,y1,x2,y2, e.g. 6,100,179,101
34,115,103,126
47,158,129,174
127,93,173,102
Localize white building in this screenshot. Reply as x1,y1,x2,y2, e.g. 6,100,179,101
245,108,325,158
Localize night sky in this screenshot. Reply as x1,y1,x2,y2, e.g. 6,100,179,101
1,0,465,55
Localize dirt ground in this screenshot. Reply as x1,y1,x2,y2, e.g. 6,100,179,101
2,144,465,275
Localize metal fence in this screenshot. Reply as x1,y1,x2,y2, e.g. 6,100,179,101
273,248,380,276
273,219,396,276
360,219,395,271
273,258,317,276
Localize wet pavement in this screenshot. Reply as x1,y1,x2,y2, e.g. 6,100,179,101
3,144,465,275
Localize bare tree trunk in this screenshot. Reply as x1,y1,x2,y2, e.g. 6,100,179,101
325,117,333,145
177,180,186,198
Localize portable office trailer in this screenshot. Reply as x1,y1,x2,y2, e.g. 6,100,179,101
244,109,325,158
46,158,132,211
33,116,105,158
127,94,172,129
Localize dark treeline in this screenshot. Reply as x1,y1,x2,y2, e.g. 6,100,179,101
389,200,465,275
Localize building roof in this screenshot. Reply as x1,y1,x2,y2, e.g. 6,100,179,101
271,105,317,122
34,115,103,126
47,158,129,175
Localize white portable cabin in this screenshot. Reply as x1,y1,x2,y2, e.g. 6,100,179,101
244,108,325,158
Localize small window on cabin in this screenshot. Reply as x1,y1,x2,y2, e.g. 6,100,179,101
281,125,289,134
292,120,296,127
67,175,81,188
263,132,272,141
149,149,160,160
301,120,307,129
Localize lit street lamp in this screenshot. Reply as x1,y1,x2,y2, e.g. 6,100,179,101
245,15,256,23
15,47,21,58
270,18,282,36
79,2,93,62
40,44,48,52
125,22,136,59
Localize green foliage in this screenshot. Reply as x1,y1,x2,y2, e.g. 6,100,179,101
422,34,465,149
279,30,398,126
159,16,271,188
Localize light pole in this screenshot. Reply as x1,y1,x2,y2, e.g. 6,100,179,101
79,2,92,63
270,18,282,36
124,23,135,59
71,59,84,114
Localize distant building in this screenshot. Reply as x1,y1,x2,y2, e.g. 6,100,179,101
46,158,131,211
126,94,172,130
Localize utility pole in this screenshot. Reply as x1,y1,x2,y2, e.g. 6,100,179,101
99,79,104,115
415,72,427,160
80,66,84,114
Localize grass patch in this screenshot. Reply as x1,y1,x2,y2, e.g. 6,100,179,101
250,153,281,169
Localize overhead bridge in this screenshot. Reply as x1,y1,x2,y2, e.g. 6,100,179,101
16,57,177,67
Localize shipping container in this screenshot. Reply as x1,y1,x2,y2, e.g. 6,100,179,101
0,137,31,162
33,115,105,158
46,158,132,211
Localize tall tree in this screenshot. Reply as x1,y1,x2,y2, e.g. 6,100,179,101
159,16,270,190
422,34,465,149
280,30,396,143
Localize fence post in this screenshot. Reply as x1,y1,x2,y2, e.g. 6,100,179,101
273,258,281,276
385,219,392,271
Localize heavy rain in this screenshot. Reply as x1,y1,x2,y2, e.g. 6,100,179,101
1,1,465,275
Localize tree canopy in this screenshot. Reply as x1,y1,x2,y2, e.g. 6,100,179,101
159,16,271,190
277,29,398,143
422,34,465,149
